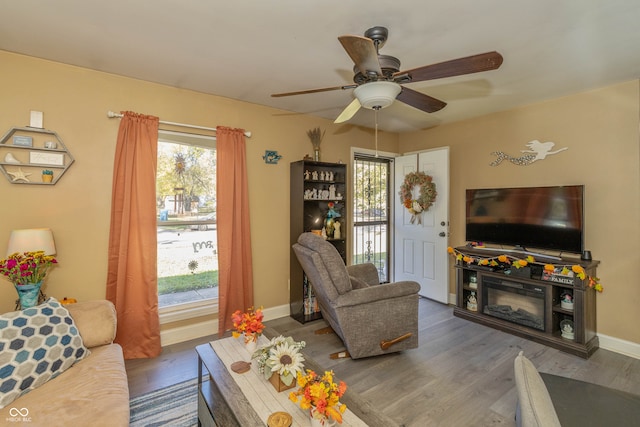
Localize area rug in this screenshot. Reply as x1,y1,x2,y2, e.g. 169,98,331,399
129,378,198,427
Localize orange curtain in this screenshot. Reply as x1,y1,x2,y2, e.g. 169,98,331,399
106,111,161,359
216,126,254,337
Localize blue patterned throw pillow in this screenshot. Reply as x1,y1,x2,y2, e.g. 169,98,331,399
0,297,90,409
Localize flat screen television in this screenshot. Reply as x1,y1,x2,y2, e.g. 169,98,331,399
465,185,584,254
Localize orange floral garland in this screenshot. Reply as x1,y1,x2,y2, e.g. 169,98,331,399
447,247,603,292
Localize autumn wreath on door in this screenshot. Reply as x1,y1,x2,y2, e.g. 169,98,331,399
399,171,437,224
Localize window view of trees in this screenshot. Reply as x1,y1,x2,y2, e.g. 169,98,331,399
353,160,388,222
157,143,216,215
156,140,218,307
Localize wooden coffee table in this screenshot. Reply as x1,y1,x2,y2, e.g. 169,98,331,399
196,333,394,426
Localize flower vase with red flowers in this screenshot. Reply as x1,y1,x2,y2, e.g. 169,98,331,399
0,251,58,308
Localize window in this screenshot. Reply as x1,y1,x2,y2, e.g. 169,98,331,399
156,131,218,310
352,155,391,282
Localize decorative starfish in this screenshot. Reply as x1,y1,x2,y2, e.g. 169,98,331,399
7,168,32,182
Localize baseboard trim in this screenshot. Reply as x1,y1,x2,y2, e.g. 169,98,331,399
160,302,640,360
160,318,218,347
160,303,291,347
598,333,640,359
448,293,457,305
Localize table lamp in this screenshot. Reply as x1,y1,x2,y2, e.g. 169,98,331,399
6,228,57,256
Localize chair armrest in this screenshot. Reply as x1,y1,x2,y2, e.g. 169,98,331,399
335,281,420,308
346,263,381,286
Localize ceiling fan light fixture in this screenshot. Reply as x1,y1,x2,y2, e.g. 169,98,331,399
354,81,401,110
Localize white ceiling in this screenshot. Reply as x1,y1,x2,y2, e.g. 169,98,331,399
2,1,640,132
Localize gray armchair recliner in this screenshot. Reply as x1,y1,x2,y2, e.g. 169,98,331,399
292,232,421,359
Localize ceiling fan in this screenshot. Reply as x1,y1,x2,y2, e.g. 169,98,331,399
272,26,503,124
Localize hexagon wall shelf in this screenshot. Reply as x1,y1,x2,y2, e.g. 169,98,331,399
0,127,74,185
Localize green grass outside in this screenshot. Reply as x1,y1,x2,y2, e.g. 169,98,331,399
353,252,387,265
158,270,218,295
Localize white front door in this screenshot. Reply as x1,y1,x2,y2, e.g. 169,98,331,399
393,148,449,303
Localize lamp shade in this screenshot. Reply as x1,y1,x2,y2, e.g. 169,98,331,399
354,81,401,110
6,228,57,256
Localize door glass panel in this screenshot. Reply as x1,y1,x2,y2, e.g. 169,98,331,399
352,155,391,282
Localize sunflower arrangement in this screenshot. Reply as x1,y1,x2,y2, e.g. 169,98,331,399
252,335,306,386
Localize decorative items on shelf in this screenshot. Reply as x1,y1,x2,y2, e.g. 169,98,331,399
7,167,31,182
560,291,574,310
4,152,20,164
42,169,54,182
13,135,33,147
289,369,347,426
303,274,319,315
251,335,306,392
560,319,575,340
304,169,336,182
447,247,604,292
333,220,341,239
468,273,477,289
0,251,57,309
466,291,478,311
0,126,75,185
304,185,342,201
324,202,341,239
231,306,265,354
306,127,325,162
399,171,437,225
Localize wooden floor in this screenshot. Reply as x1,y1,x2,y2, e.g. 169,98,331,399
125,298,640,425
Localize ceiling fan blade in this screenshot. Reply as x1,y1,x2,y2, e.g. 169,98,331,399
338,35,382,76
393,51,503,83
396,86,447,113
334,98,362,123
271,84,357,97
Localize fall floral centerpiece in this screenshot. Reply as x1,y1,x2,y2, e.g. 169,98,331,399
289,369,347,425
0,251,58,308
252,335,306,391
231,306,265,351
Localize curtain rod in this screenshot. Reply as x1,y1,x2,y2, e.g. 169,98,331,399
107,111,251,138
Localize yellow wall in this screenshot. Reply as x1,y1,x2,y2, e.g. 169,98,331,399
2,50,638,347
0,51,398,317
399,81,640,344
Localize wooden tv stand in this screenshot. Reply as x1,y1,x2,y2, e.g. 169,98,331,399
452,246,599,358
